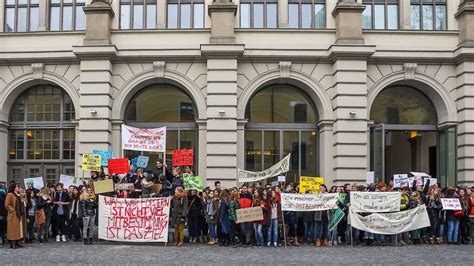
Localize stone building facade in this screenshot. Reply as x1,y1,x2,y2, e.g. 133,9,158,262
0,0,473,187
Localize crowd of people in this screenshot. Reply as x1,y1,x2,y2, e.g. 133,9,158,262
1,159,474,249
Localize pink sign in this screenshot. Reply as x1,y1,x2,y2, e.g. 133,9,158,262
122,125,166,152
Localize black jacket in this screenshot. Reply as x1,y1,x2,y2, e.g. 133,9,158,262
52,191,70,217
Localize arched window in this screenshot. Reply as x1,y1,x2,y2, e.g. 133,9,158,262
124,84,197,172
245,84,318,183
370,85,437,125
8,85,76,185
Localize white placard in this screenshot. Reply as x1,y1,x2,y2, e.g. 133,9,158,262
350,192,401,213
24,177,44,189
423,178,437,187
441,198,462,210
367,172,375,184
393,174,409,188
238,154,290,183
281,193,339,212
349,204,431,235
278,175,286,182
98,196,171,242
59,175,82,189
122,125,167,152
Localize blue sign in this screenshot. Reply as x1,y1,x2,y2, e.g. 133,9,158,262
130,157,138,172
92,150,113,167
137,156,149,168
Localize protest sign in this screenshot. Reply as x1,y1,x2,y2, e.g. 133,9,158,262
350,192,401,213
153,184,162,194
393,174,409,188
349,204,431,235
114,183,135,191
98,196,171,242
172,149,194,166
236,207,264,224
238,154,291,183
329,208,345,232
271,181,279,187
108,158,129,174
137,156,149,168
131,157,138,172
93,150,113,167
299,176,324,194
59,175,81,189
93,179,114,194
82,153,101,171
441,198,462,210
424,178,437,187
122,125,166,152
183,174,203,192
281,193,339,212
367,172,375,184
278,176,286,182
24,177,44,189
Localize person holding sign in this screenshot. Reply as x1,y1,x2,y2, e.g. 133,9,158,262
445,188,462,245
314,184,330,247
283,184,300,246
458,188,471,244
251,190,265,247
263,189,281,247
171,186,188,247
425,184,443,244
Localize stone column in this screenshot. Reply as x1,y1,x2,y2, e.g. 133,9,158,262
455,1,474,185
157,0,167,28
317,121,334,184
400,0,412,30
278,0,289,28
37,0,48,31
208,0,238,44
0,121,8,182
332,0,365,44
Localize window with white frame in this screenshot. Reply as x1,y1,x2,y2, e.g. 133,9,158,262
410,0,446,30
240,0,277,29
362,0,399,30
49,0,85,31
167,0,204,29
4,0,39,32
288,0,325,29
120,0,157,29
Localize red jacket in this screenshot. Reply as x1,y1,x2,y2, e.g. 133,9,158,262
239,193,252,209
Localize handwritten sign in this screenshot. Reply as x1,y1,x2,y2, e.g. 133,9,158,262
59,175,81,189
114,183,135,191
350,192,401,213
136,156,149,168
172,149,194,166
108,158,129,174
367,172,375,184
98,196,171,242
349,204,431,235
122,125,166,152
236,207,264,223
24,177,44,189
441,198,462,210
424,178,437,187
393,174,409,188
278,176,286,182
93,150,113,167
299,176,324,194
82,154,102,171
183,174,203,192
281,193,339,212
238,154,291,183
93,179,114,194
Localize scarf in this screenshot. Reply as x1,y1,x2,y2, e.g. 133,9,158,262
174,190,187,200
14,192,22,219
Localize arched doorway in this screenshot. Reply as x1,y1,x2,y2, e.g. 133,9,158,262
370,85,456,186
8,85,76,185
244,84,319,183
124,83,197,172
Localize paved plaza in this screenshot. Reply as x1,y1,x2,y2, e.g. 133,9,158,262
1,241,473,265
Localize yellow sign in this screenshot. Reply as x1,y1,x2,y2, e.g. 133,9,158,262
82,154,102,171
299,176,324,194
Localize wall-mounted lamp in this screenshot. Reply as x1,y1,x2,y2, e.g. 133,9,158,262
349,111,357,117
218,110,226,115
90,110,97,115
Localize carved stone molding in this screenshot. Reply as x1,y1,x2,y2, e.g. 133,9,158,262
279,61,291,78
31,63,44,79
153,61,166,78
403,63,417,80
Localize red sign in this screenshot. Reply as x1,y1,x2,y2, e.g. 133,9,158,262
108,158,129,174
172,149,194,166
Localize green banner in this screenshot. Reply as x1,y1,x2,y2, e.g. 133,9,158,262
338,194,346,204
183,173,203,192
329,208,345,232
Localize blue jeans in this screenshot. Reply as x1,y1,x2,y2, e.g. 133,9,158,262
253,223,264,246
447,220,460,243
345,225,359,243
427,208,440,238
315,221,327,240
208,223,216,240
329,226,338,245
304,221,314,242
240,222,250,243
267,218,278,244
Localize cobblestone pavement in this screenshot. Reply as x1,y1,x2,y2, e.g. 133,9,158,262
1,240,473,265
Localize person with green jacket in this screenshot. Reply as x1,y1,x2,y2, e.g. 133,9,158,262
228,190,240,247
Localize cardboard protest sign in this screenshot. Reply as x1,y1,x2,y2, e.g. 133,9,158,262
183,174,203,192
98,196,171,242
93,179,114,194
367,172,375,184
59,175,82,189
136,156,149,168
122,125,166,152
329,208,345,232
350,192,401,213
82,153,102,171
153,184,163,194
93,150,113,167
281,193,339,212
236,207,264,223
172,149,194,166
108,158,129,174
238,154,291,183
393,174,409,188
299,176,324,194
24,177,44,189
114,183,135,191
441,198,462,210
349,204,431,235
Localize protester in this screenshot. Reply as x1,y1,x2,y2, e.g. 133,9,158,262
0,184,6,246
36,188,50,243
80,187,97,245
172,186,188,247
205,190,219,245
25,189,37,243
69,186,82,242
52,183,70,242
5,183,25,248
187,189,204,244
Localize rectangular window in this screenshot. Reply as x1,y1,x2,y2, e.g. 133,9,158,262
49,0,85,31
4,0,39,32
410,0,446,31
362,0,399,30
120,0,157,29
166,0,204,29
240,0,278,28
287,0,326,29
